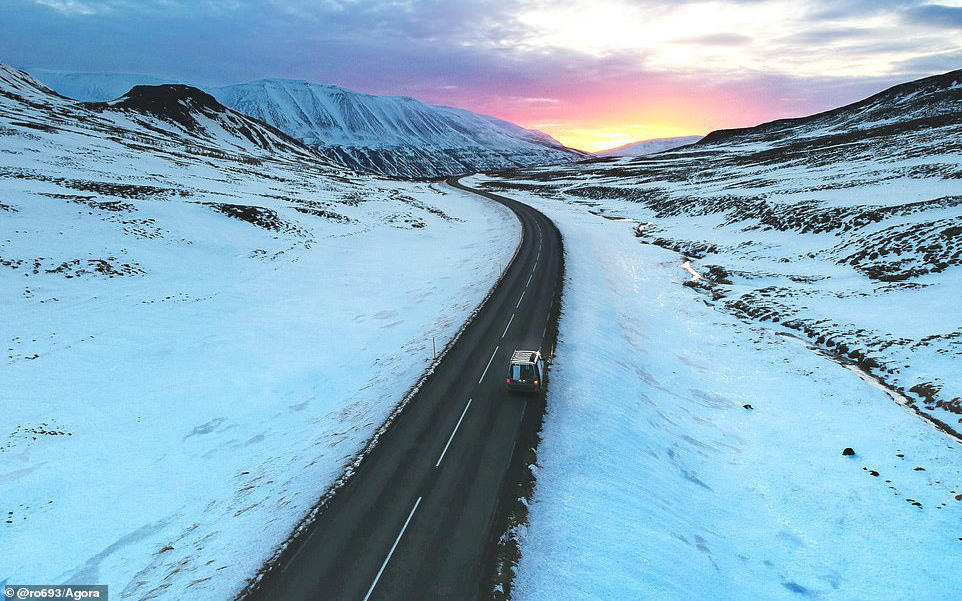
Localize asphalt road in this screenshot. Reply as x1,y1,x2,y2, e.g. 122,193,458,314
247,175,564,601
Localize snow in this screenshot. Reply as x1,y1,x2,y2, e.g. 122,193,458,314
0,64,520,599
467,177,962,600
596,135,703,157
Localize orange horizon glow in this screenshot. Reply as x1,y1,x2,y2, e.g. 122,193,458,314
493,93,777,153
534,122,709,153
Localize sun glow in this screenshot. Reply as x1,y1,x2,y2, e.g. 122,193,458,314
544,122,704,154
514,94,762,153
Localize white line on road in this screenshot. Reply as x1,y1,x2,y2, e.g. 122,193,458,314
363,496,423,601
502,314,515,338
435,399,472,468
479,345,499,383
525,272,534,288
516,290,525,309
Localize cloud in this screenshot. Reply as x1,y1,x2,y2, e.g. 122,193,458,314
904,3,962,28
2,0,959,148
27,0,101,14
673,33,754,46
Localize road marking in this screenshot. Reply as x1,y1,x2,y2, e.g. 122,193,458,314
542,324,547,339
435,399,472,468
516,290,525,309
502,314,515,338
479,345,499,383
363,496,422,601
525,272,533,288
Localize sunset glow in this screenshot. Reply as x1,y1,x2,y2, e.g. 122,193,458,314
5,0,962,152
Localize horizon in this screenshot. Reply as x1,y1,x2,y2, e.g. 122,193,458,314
4,0,961,151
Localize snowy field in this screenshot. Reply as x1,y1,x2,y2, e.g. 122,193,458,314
469,178,962,600
0,65,519,599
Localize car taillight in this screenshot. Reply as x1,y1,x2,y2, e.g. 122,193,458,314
506,378,511,383
534,380,539,386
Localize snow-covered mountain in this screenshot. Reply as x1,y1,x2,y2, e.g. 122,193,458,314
0,63,519,600
26,68,183,103
27,69,589,177
473,68,962,599
698,69,962,146
596,135,702,156
209,79,587,177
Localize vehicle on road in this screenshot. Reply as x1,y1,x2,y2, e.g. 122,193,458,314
506,350,544,393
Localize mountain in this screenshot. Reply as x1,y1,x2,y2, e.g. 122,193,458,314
27,69,589,177
85,84,321,157
698,69,962,146
596,135,702,156
208,79,587,177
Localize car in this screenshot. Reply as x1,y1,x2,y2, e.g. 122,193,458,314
506,349,544,394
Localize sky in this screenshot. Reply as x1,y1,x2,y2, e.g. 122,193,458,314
2,0,961,152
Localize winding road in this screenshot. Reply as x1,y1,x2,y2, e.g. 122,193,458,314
247,176,564,600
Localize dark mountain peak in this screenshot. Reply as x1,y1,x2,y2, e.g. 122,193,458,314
90,84,227,131
117,84,225,111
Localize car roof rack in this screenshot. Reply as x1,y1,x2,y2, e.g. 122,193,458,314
510,350,540,364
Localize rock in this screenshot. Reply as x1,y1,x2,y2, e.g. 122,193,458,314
743,404,753,410
842,447,855,456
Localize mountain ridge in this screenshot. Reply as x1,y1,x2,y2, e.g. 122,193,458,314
597,135,703,157
698,68,962,146
27,68,587,177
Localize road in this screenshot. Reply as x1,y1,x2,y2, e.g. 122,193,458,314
246,175,564,600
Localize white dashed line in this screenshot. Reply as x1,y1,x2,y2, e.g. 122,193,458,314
435,399,472,468
502,314,515,338
363,496,423,601
525,272,533,288
516,290,525,309
479,345,499,383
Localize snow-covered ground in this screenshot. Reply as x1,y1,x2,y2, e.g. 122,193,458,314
468,177,962,600
0,65,519,599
